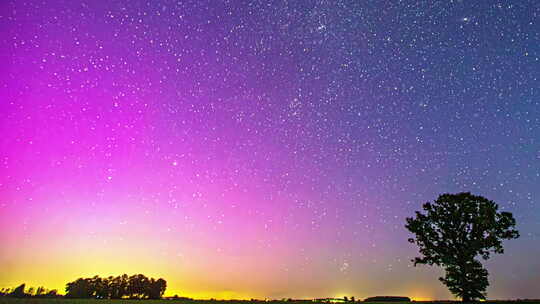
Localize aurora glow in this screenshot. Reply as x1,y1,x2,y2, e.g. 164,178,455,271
0,0,539,300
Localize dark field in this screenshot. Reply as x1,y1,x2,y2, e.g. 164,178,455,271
1,299,540,304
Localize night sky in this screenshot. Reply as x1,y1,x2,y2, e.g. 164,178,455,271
1,0,539,300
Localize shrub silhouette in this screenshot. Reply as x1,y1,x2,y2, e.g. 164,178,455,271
406,192,519,302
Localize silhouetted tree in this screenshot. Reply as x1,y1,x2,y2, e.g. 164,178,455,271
10,284,26,298
35,286,45,296
91,276,106,299
406,192,520,302
105,276,116,299
113,274,129,299
128,274,149,298
65,278,94,298
148,278,167,299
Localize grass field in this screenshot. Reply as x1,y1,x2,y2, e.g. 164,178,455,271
1,299,540,304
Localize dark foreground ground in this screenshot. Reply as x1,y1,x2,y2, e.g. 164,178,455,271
1,299,540,304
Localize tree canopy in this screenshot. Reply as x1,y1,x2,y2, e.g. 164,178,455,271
405,192,519,302
65,274,166,299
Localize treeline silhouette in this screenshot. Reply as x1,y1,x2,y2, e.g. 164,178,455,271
0,284,59,298
65,274,166,299
0,274,166,299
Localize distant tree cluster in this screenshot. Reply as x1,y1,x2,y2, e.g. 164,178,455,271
65,274,166,299
0,284,58,298
363,296,410,302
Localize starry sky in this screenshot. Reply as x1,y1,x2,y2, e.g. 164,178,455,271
0,0,539,300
